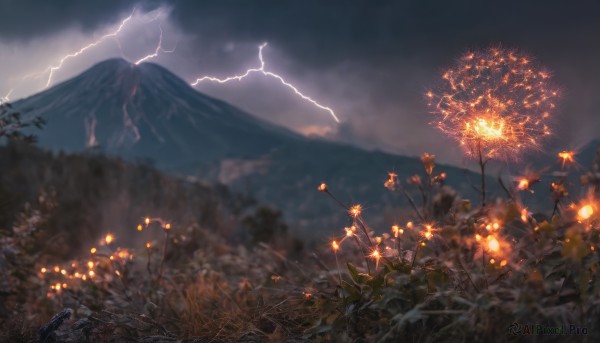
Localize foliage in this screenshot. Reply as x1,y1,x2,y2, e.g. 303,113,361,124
0,103,44,143
2,142,600,341
307,150,600,342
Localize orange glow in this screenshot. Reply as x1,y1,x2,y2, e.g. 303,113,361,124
87,261,94,269
90,247,97,254
521,208,529,223
331,240,340,252
558,150,575,167
384,172,398,189
105,234,114,245
349,205,362,218
88,270,95,278
422,224,436,240
145,217,150,225
487,236,500,253
370,248,381,268
578,204,594,221
317,183,327,192
146,242,151,249
427,47,556,160
53,266,60,273
344,226,355,237
370,249,381,259
165,223,171,230
137,224,143,231
391,225,403,237
517,178,529,190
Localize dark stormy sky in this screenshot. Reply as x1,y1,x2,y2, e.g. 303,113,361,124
0,0,599,167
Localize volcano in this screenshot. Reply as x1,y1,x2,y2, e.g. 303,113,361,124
13,59,485,233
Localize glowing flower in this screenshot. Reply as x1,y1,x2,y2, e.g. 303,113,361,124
349,205,362,218
558,150,575,168
427,47,557,160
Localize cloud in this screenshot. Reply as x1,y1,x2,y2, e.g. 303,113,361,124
0,0,157,41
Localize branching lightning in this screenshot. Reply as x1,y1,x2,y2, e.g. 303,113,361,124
191,43,340,123
41,9,136,88
134,24,177,65
20,8,172,91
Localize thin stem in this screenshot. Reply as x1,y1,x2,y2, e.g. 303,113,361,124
156,229,169,286
411,241,421,269
353,235,372,275
482,250,489,290
334,251,343,289
325,190,349,211
146,246,153,279
477,141,487,207
400,188,425,221
456,255,480,293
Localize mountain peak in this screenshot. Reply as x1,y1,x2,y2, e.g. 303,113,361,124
14,59,300,168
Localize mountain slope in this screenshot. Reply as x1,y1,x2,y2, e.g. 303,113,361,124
16,59,301,170
13,59,490,233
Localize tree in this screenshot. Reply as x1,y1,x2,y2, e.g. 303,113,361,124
0,104,44,143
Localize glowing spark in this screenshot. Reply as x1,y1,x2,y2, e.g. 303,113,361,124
578,204,594,221
384,172,398,190
134,24,176,65
558,150,575,168
90,247,97,254
331,240,340,252
191,43,340,123
516,178,529,190
317,182,328,192
349,204,362,218
145,217,150,225
146,242,151,249
427,47,557,160
105,234,114,245
137,224,143,231
422,224,436,240
391,225,403,237
370,248,381,268
41,9,136,88
521,208,529,223
41,267,47,273
487,236,500,253
344,226,356,238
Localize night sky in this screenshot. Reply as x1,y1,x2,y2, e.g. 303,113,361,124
1,0,599,166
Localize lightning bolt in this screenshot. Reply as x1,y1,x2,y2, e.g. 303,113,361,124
134,24,177,65
0,89,13,104
40,8,137,88
191,43,340,123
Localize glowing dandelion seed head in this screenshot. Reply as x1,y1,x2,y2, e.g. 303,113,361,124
427,47,558,160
